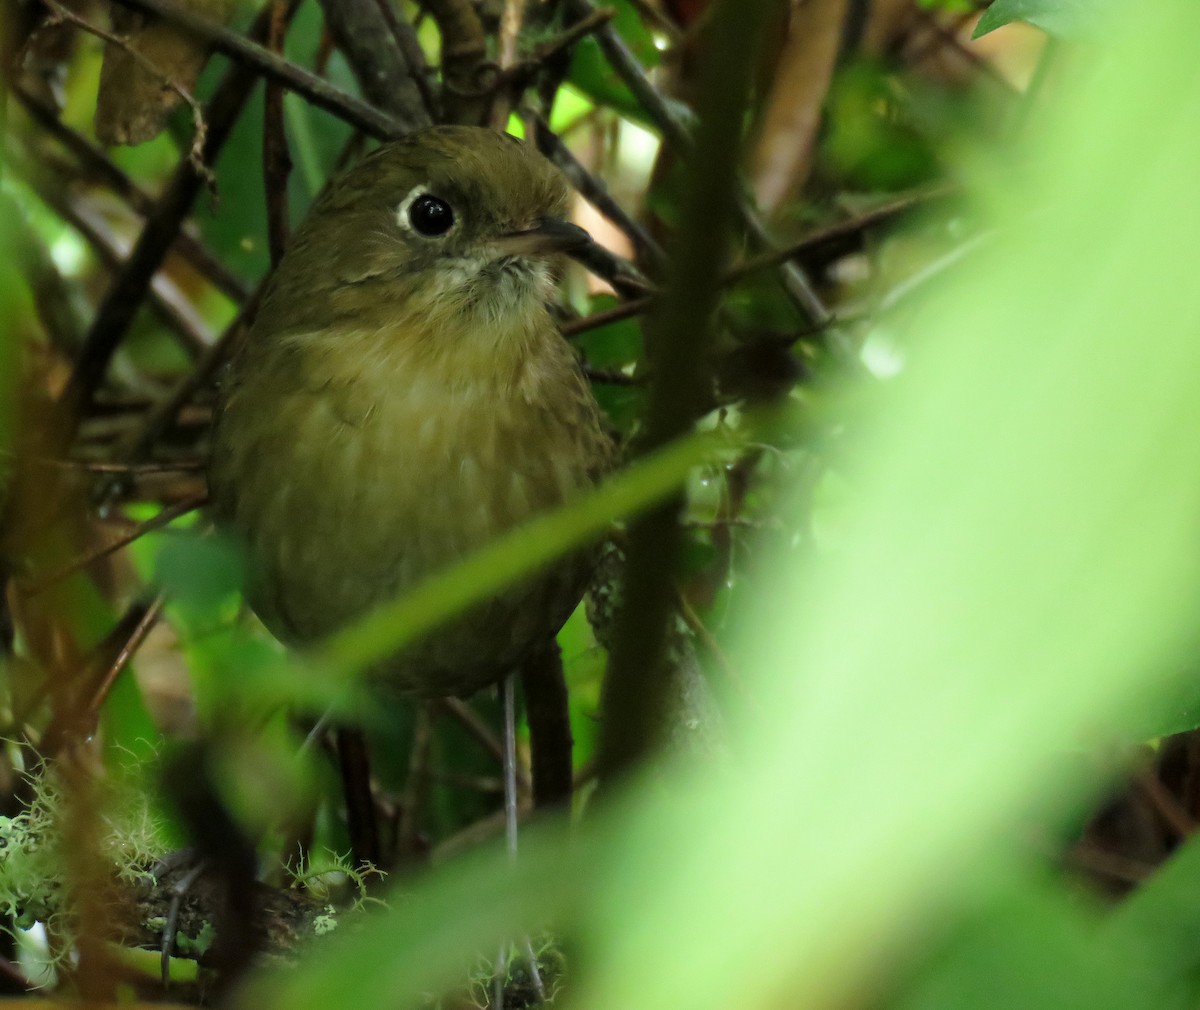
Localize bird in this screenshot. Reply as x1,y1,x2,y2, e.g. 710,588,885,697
208,125,614,703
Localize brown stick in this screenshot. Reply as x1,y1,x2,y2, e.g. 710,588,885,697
424,0,491,125
561,295,653,338
318,0,432,131
22,494,208,596
263,0,293,268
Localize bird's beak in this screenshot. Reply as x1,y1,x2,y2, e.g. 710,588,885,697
494,218,592,257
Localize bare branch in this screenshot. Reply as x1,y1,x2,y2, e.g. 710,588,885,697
526,110,667,275
22,494,208,596
424,0,492,125
13,84,250,304
263,0,293,267
318,0,433,132
55,4,287,443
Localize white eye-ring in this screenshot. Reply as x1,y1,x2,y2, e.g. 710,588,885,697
396,184,457,238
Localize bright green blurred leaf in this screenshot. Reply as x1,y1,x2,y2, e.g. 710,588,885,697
582,5,1200,1007
154,532,244,616
822,62,940,191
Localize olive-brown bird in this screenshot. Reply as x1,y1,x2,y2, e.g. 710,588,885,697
209,126,613,697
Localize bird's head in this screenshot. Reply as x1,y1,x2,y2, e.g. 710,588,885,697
257,126,589,343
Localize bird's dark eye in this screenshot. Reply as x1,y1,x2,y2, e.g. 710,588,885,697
409,194,455,236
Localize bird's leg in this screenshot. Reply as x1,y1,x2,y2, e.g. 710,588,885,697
502,673,519,861
148,848,208,986
494,672,545,1007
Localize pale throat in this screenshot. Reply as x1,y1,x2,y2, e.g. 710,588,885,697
291,256,561,403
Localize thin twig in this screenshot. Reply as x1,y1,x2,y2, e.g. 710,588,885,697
909,6,1018,94
428,771,504,792
561,0,691,150
684,517,763,530
263,0,293,267
489,0,528,128
626,0,681,40
498,0,527,70
12,84,249,304
560,0,831,329
674,589,755,706
398,704,435,857
87,595,166,714
531,6,615,66
3,454,205,475
560,294,653,337
583,366,639,386
489,1,617,127
526,111,667,274
424,0,491,125
431,698,532,794
725,186,955,283
571,242,653,299
57,4,285,442
372,0,438,115
23,494,208,596
1134,771,1196,840
14,163,214,358
112,287,261,469
1066,841,1151,886
738,201,830,328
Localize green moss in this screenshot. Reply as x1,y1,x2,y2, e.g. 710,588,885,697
0,764,171,971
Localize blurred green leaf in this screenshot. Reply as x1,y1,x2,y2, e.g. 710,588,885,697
822,63,940,191
196,69,270,282
892,875,1127,1010
154,531,244,617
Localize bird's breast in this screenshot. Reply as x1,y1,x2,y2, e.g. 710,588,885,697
210,323,607,679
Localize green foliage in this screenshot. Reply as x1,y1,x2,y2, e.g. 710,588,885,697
0,765,168,946
567,0,663,124
974,0,1115,38
229,6,1200,1010
822,63,941,191
6,0,1200,1007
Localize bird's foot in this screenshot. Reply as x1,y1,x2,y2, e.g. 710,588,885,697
490,935,552,1009
145,848,211,987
